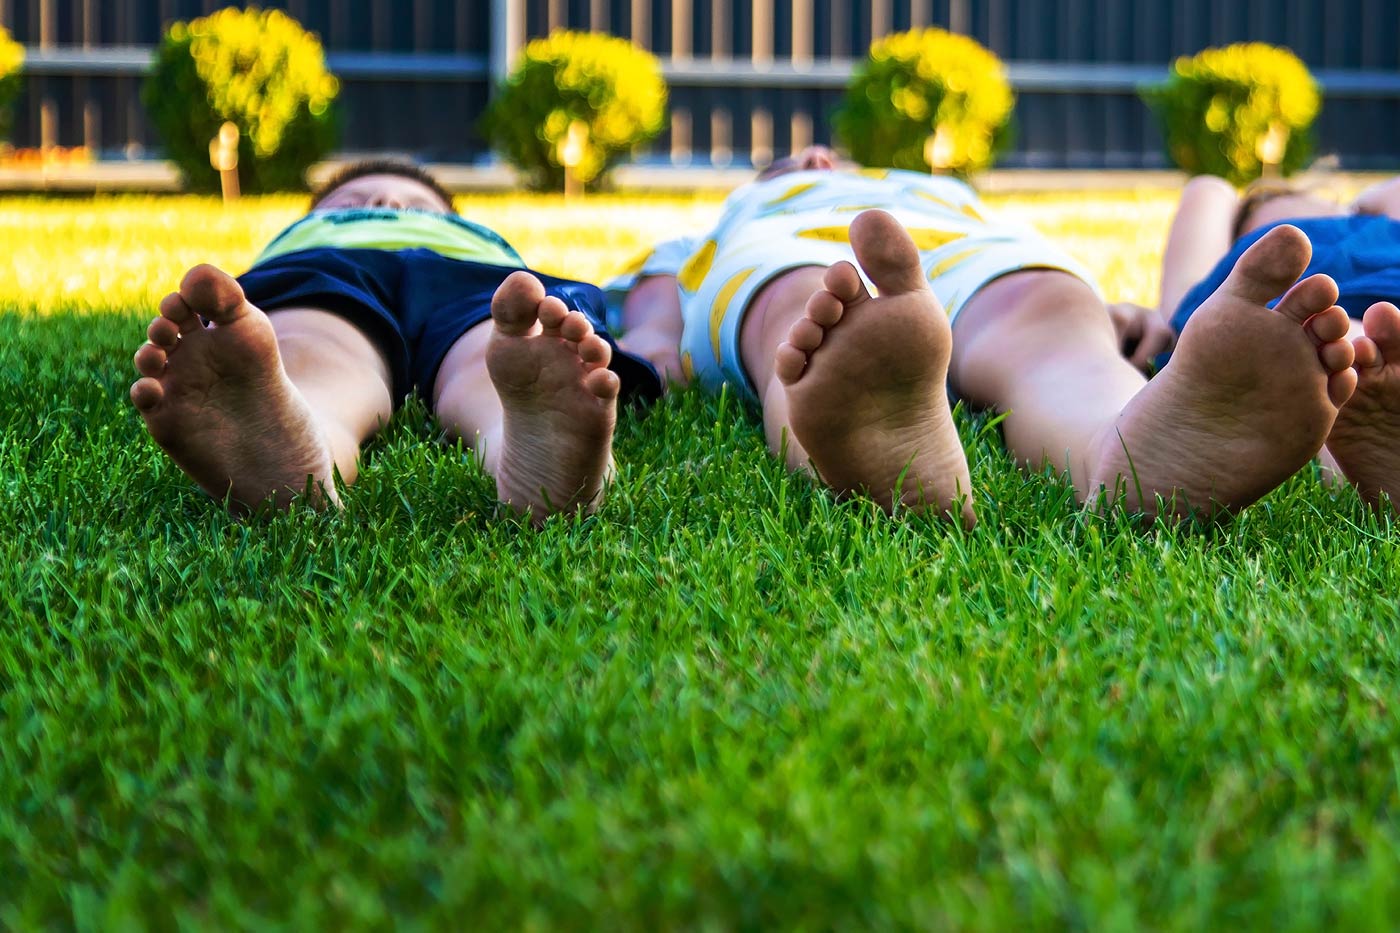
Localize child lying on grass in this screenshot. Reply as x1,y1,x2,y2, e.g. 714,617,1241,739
1153,174,1400,511
612,147,1359,527
130,159,660,521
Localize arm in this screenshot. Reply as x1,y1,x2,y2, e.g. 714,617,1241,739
618,274,687,387
1352,176,1400,220
1158,175,1240,323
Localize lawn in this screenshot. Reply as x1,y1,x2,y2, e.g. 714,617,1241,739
4,188,1400,929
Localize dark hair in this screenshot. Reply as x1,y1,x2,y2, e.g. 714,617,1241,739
309,158,455,211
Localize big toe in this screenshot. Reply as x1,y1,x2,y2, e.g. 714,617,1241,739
180,264,248,325
1221,224,1314,306
1363,301,1400,356
849,209,927,295
491,271,548,336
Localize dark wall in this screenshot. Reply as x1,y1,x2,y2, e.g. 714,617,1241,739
4,0,1399,169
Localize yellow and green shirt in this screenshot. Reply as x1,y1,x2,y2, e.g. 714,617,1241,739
254,207,526,269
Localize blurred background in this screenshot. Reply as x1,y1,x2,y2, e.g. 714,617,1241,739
3,0,1400,174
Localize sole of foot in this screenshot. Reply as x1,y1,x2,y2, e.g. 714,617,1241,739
1326,300,1400,511
775,209,975,526
130,264,337,512
1090,224,1356,520
485,270,620,523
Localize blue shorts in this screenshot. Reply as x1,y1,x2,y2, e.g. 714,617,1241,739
237,247,662,406
1160,214,1400,368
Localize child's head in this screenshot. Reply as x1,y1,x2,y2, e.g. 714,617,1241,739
756,145,852,181
310,159,455,213
1233,179,1345,239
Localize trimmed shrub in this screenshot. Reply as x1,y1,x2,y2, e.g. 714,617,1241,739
0,26,23,144
143,6,339,193
482,30,667,191
834,27,1014,175
1145,43,1320,185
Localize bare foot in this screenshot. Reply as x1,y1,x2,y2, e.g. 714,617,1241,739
1090,225,1357,519
775,209,975,524
130,264,336,511
1326,301,1400,510
486,271,620,521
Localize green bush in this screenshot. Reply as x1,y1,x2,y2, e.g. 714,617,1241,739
834,27,1015,175
0,26,24,144
482,30,667,191
143,6,339,193
1144,43,1320,186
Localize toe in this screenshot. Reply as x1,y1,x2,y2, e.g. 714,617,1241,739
490,271,547,336
1319,337,1355,374
159,292,203,335
180,264,247,325
578,334,612,367
1221,224,1313,305
805,289,845,327
559,310,593,343
822,260,868,305
1305,305,1352,344
147,315,181,349
536,296,571,334
788,317,826,352
1275,273,1341,327
849,209,928,295
584,368,621,401
1329,367,1358,409
1362,301,1400,355
130,377,164,411
134,342,167,377
774,342,809,385
1353,335,1382,371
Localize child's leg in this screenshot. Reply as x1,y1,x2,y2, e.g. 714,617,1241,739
950,225,1357,518
1158,175,1240,321
737,210,974,523
431,271,619,521
131,264,393,511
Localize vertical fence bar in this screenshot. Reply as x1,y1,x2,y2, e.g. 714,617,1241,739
454,0,470,51
590,0,608,31
751,1,773,165
39,0,55,149
81,0,98,152
372,0,390,49
547,0,565,31
672,0,691,59
711,108,732,167
710,0,731,166
871,0,891,38
910,0,928,28
630,0,648,46
949,0,969,33
711,0,730,62
830,0,848,55
414,0,432,50
791,0,813,153
490,0,525,87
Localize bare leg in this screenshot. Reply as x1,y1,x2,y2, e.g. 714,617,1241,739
432,271,619,521
131,264,392,511
739,211,974,521
1325,301,1400,510
1158,175,1240,322
951,225,1357,519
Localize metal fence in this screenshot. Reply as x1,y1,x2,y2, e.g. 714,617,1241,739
6,0,1400,169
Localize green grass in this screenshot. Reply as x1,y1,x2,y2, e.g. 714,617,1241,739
5,190,1400,929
